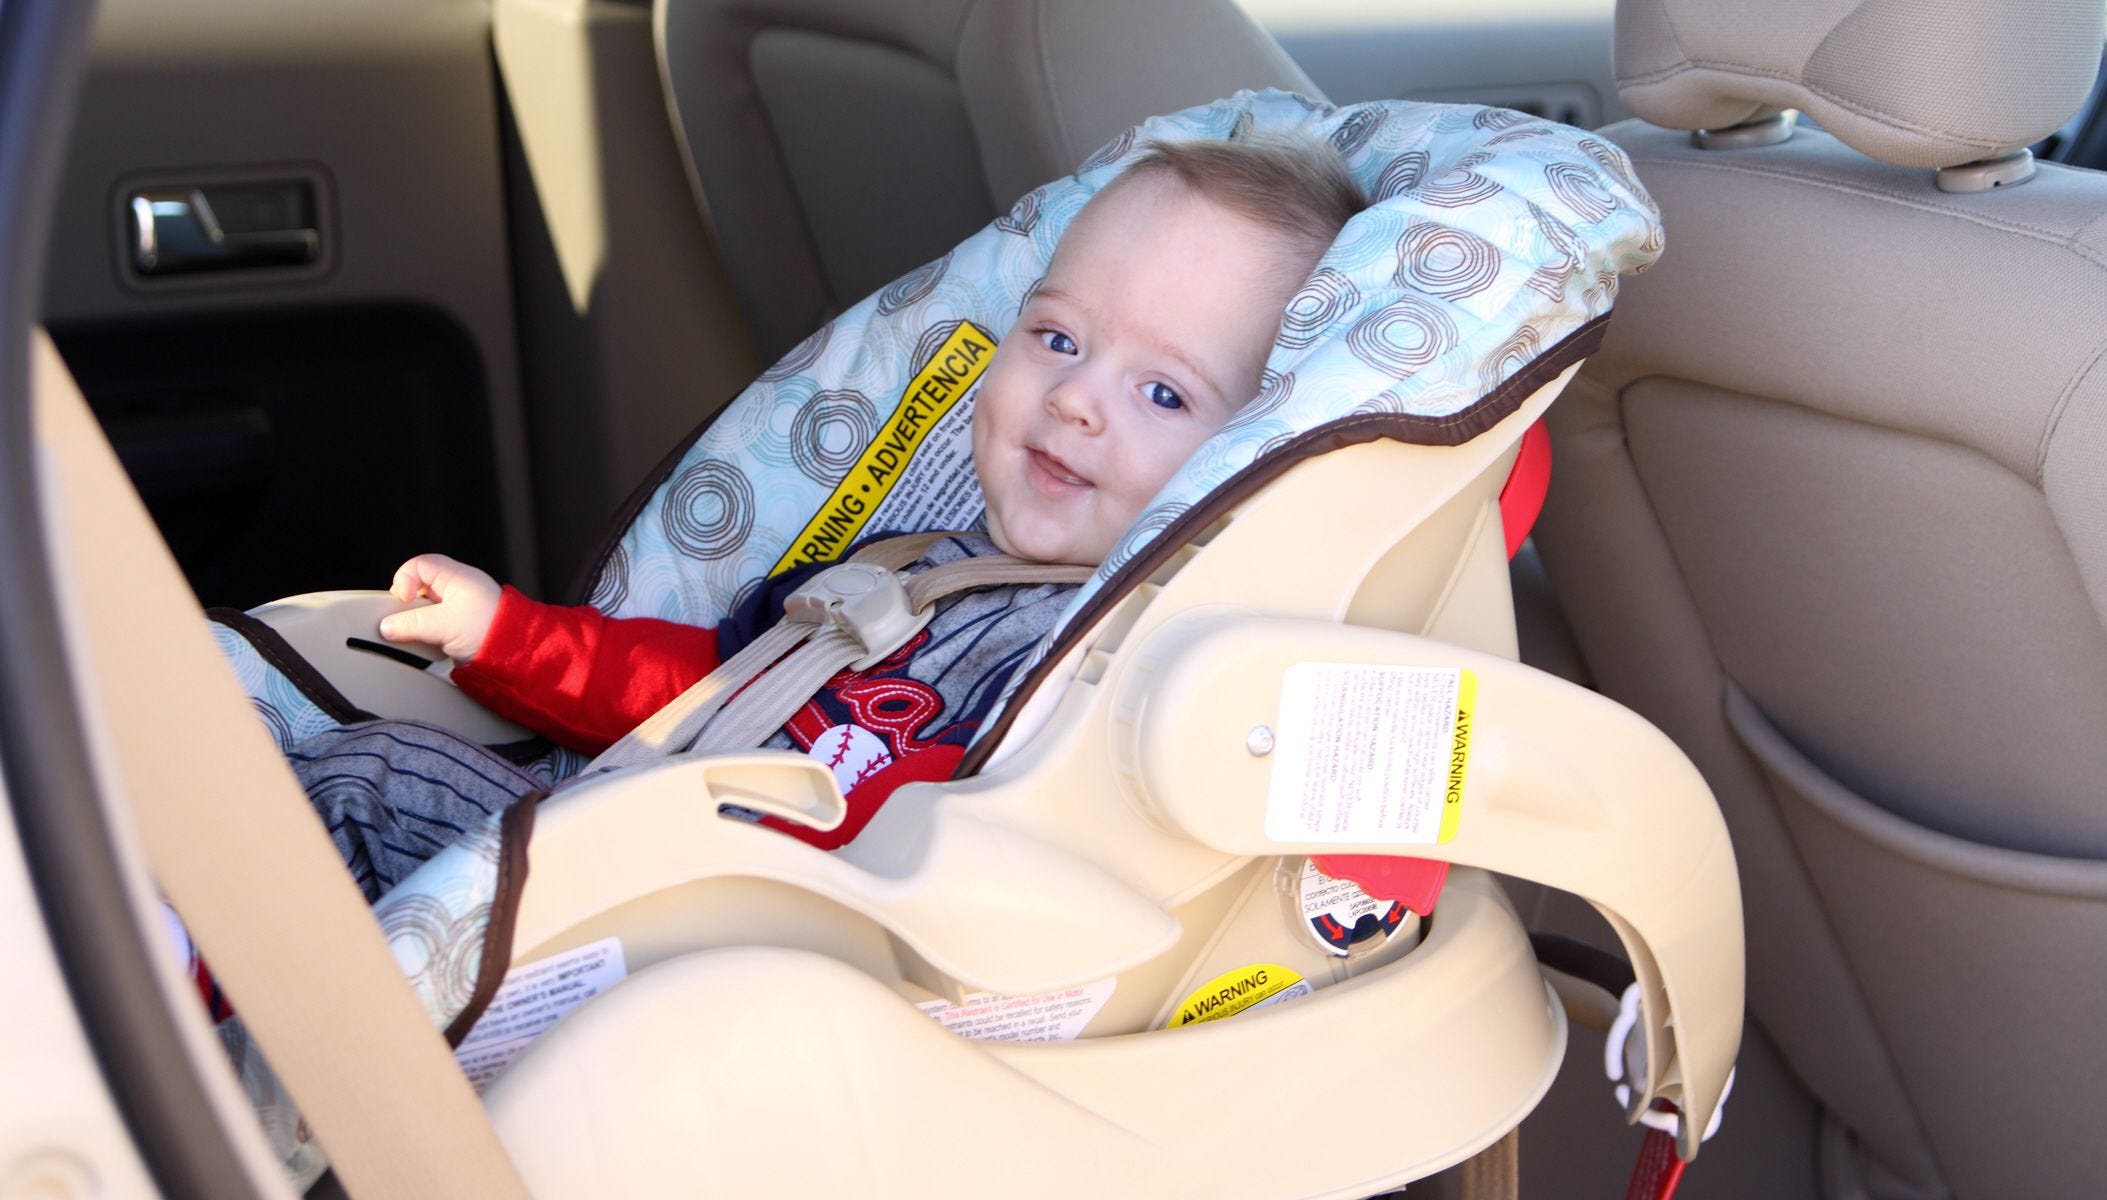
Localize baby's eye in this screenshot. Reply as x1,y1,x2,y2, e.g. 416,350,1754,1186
1146,382,1185,411
1039,329,1077,355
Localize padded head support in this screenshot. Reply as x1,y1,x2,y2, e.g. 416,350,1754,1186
588,91,1663,744
1615,0,2105,166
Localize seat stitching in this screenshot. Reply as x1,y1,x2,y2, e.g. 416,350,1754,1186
1627,153,2107,272
1620,367,2047,493
2038,330,2107,483
941,0,974,67
1795,0,1867,110
1030,0,1073,166
2072,204,2107,246
1654,0,1694,80
1620,60,2009,151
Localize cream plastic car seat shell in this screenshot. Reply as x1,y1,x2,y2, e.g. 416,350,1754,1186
1534,2,2107,1197
475,368,1743,1198
180,88,1734,1196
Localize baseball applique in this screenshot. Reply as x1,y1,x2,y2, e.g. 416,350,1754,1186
810,722,895,794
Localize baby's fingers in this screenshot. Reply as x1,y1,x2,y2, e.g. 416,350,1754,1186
377,602,452,649
391,554,440,602
378,555,500,661
389,552,468,602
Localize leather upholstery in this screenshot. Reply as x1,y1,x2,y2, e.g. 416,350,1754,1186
1539,10,2107,1195
1615,0,2103,166
654,0,1314,359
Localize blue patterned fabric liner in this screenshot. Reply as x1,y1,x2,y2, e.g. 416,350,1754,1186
581,88,1662,749
213,622,348,754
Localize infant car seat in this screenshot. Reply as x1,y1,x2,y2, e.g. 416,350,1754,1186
204,89,1734,1196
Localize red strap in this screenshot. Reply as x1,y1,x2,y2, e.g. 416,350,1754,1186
1624,1127,1687,1200
1498,419,1553,558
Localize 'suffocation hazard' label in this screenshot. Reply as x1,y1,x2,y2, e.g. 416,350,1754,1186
917,978,1116,1043
1166,964,1312,1028
1266,664,1476,845
771,321,997,573
453,937,627,1092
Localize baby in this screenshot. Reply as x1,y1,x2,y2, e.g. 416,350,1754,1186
311,137,1361,880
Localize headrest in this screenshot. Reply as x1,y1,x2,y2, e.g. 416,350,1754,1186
585,88,1662,739
1616,0,2105,168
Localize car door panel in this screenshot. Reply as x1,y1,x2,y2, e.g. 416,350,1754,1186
42,0,537,607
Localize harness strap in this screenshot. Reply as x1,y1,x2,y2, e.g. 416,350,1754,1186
905,554,1093,608
587,619,809,773
685,625,863,755
584,534,1089,775
849,529,957,571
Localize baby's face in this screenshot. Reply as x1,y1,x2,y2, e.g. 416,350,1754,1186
971,173,1308,566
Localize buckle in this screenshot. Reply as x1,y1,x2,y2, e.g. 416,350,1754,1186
783,561,935,670
1604,981,1735,1143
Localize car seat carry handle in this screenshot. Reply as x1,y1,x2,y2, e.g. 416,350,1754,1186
514,751,1181,996
1108,613,1744,1161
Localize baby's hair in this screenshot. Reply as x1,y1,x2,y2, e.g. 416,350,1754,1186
1113,136,1364,271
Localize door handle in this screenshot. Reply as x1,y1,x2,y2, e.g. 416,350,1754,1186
128,181,320,275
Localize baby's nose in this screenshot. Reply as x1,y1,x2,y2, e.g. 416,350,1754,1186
1045,380,1105,430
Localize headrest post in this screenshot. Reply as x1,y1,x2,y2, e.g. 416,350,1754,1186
1691,109,1796,152
1936,149,2038,194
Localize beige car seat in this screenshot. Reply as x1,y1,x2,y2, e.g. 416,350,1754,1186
455,367,1744,1199
131,75,1738,1195
653,0,1316,361
1531,2,2107,1197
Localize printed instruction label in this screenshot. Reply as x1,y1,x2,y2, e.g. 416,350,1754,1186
916,978,1116,1043
1296,858,1409,957
771,321,996,573
1167,964,1313,1028
1266,664,1476,845
453,937,627,1092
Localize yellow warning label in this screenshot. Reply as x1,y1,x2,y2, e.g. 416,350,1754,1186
1166,964,1310,1028
1440,669,1476,843
770,321,998,574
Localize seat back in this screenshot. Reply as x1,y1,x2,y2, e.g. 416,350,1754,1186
652,0,1315,360
1534,3,2107,1196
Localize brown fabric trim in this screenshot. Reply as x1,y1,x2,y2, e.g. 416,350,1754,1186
560,398,725,606
442,790,542,1048
956,314,1609,778
207,608,377,727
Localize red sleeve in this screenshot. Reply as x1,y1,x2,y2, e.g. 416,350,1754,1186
451,586,722,755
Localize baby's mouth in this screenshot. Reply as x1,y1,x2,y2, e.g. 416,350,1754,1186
1025,446,1091,494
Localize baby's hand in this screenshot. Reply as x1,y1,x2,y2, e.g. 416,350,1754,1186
379,553,501,663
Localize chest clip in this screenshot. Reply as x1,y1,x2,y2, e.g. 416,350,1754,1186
783,561,936,670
